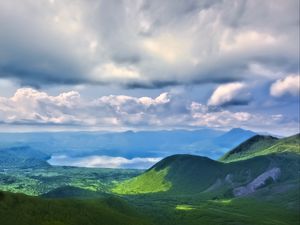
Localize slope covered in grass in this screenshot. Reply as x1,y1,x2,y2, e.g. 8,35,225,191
113,167,171,194
220,135,279,162
0,191,152,225
113,151,300,197
113,155,224,194
221,134,300,162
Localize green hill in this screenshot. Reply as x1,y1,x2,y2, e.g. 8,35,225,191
220,134,300,162
0,191,152,225
113,152,300,197
220,135,279,162
113,133,300,196
113,155,223,194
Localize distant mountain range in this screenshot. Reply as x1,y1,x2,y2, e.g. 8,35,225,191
0,128,256,164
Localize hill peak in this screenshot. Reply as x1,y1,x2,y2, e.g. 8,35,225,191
228,127,255,133
150,154,216,171
220,133,299,162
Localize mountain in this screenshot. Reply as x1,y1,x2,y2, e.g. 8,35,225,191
0,146,50,169
113,133,299,199
0,191,152,225
0,129,256,162
213,128,257,148
220,133,300,162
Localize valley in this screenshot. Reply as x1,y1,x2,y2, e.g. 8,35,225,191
0,132,299,225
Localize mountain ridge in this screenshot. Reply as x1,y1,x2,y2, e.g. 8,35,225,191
220,133,299,162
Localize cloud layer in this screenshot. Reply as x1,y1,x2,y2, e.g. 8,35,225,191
0,0,298,88
0,88,298,135
48,154,161,169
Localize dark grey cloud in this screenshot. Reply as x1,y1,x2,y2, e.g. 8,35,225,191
0,0,298,88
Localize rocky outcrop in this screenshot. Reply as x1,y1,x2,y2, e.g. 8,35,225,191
233,167,281,197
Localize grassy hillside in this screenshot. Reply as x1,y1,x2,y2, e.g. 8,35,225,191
1,189,299,225
127,194,299,225
0,191,152,225
112,150,300,224
221,134,300,162
113,167,171,194
220,135,279,162
113,155,223,194
113,151,300,197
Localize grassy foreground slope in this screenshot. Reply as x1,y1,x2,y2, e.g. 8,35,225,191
220,134,300,162
128,195,299,225
0,191,152,225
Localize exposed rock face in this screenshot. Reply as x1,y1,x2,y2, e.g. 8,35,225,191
233,167,281,197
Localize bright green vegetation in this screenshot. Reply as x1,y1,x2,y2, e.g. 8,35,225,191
176,204,195,210
113,167,171,194
209,199,232,204
0,191,152,225
0,166,142,196
220,134,300,162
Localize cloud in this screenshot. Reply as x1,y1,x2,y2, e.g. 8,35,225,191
48,154,161,169
0,0,298,88
270,75,300,97
208,82,250,106
0,88,298,135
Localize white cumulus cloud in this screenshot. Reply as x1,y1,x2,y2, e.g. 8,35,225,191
208,82,249,106
270,75,300,97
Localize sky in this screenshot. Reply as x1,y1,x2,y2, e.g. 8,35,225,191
0,0,299,136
